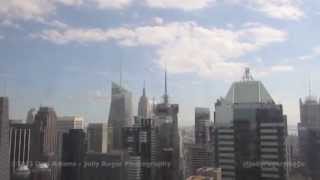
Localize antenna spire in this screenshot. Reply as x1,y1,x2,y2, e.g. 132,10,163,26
242,67,253,81
143,80,146,96
120,59,123,87
163,64,169,104
308,75,312,97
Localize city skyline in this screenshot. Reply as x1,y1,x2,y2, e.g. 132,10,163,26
2,0,320,127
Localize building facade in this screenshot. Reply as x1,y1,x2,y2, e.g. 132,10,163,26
108,82,133,150
87,123,112,153
298,96,320,180
0,97,10,180
213,69,288,180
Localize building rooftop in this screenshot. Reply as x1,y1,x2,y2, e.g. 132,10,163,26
225,68,274,104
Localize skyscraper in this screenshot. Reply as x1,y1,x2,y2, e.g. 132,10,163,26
138,83,151,119
153,69,181,180
123,117,159,180
108,82,133,150
0,97,10,180
298,95,320,180
195,107,211,145
213,68,288,180
31,107,58,180
10,123,33,173
87,123,112,153
61,129,86,180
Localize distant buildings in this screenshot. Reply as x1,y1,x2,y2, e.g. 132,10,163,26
213,68,288,180
195,107,211,145
298,96,320,180
0,97,10,180
87,123,112,153
186,167,222,180
138,84,151,119
108,82,133,150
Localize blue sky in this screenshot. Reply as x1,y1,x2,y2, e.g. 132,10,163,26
1,0,320,128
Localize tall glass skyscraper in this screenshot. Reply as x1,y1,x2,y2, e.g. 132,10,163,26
108,82,133,150
213,68,288,180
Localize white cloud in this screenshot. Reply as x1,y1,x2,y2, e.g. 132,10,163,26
0,0,131,22
32,21,287,79
231,0,304,20
91,0,132,9
144,0,215,10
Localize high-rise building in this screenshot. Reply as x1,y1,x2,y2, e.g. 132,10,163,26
213,68,288,180
10,123,33,173
0,97,10,180
31,107,58,180
195,107,211,145
56,116,84,164
185,143,215,177
108,82,133,150
87,123,112,153
298,95,320,180
61,129,86,180
153,69,181,180
83,151,128,180
123,117,159,180
138,84,151,119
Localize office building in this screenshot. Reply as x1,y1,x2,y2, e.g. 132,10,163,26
83,151,127,180
123,117,159,180
186,167,222,180
87,123,112,153
298,95,320,180
61,129,86,180
152,69,181,180
108,82,133,150
213,68,287,180
195,107,211,145
0,97,10,180
10,123,33,173
31,107,58,180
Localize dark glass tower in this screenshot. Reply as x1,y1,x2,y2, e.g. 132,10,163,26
213,68,288,180
108,82,133,150
0,97,10,180
61,129,86,180
298,96,320,180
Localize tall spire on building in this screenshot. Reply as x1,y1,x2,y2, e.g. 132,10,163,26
138,81,151,118
242,67,254,81
143,80,146,97
163,65,169,104
120,59,123,87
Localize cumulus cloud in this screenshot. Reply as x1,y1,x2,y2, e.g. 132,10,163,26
91,0,132,9
144,0,215,11
0,0,131,22
32,21,287,79
227,0,304,20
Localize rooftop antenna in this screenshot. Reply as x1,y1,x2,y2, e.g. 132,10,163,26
120,59,123,87
308,75,312,97
242,67,253,81
163,63,169,104
143,80,146,96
